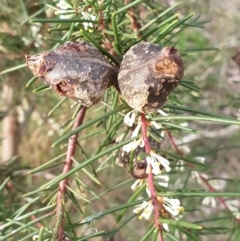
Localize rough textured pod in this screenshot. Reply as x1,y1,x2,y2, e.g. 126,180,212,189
116,137,161,179
25,41,118,106
118,42,184,113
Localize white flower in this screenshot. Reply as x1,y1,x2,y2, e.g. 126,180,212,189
162,223,169,231
146,151,171,175
32,235,38,241
146,156,160,175
131,121,142,138
157,109,169,116
122,120,143,152
56,9,75,19
146,176,169,197
57,0,72,10
226,200,239,212
176,159,185,171
81,12,96,31
122,137,143,152
178,145,190,154
202,197,216,207
56,1,96,30
146,185,151,197
133,201,154,220
226,200,240,219
234,212,240,219
131,179,144,191
22,25,43,48
124,111,135,127
208,179,225,190
194,156,206,163
146,113,162,130
56,0,75,19
156,175,169,188
179,122,188,127
192,171,225,190
191,171,208,185
163,197,184,217
150,120,162,129
124,110,137,127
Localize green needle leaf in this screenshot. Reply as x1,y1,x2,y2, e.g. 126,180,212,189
52,105,127,147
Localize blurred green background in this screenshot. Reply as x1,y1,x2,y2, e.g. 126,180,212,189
1,1,240,240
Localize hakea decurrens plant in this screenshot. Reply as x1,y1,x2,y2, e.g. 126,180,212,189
26,39,185,240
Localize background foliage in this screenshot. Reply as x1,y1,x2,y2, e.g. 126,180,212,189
1,0,240,240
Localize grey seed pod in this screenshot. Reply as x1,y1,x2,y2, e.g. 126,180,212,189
25,41,119,106
118,42,184,113
116,137,161,179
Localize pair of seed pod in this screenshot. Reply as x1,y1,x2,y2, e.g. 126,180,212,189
26,41,183,179
26,40,184,113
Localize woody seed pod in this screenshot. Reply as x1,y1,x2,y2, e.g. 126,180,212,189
118,42,184,113
25,41,118,106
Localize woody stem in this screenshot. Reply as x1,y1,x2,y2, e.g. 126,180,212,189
141,113,164,241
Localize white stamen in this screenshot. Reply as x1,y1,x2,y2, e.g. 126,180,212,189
156,175,169,188
124,110,136,127
146,152,171,175
163,197,183,217
151,121,162,129
131,179,144,191
131,121,142,138
157,109,169,116
133,201,154,220
202,197,216,207
122,137,143,153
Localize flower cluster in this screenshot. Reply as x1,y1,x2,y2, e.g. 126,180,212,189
123,110,171,175
133,201,154,220
133,197,184,221
56,0,96,31
123,110,184,224
191,159,226,208
226,200,240,219
161,197,184,217
146,151,171,175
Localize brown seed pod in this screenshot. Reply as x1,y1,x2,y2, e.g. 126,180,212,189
116,136,161,179
118,42,184,113
25,41,118,106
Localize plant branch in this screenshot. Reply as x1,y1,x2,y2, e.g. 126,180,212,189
53,106,87,241
166,130,240,224
141,113,164,241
